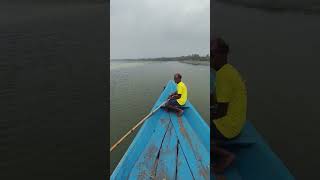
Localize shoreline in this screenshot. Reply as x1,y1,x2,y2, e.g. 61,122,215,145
179,60,209,66
111,59,209,66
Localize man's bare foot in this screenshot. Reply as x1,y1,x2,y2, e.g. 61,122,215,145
213,153,235,174
177,109,183,117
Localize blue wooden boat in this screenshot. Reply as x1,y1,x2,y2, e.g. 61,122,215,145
213,122,295,180
111,80,294,179
111,80,210,180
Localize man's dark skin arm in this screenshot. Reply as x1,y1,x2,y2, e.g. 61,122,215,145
168,91,181,99
211,102,228,120
211,94,228,120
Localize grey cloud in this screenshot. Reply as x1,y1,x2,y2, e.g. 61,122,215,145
111,0,209,59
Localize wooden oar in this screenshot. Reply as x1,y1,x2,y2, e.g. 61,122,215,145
110,100,169,152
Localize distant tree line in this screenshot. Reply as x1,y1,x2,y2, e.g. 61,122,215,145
117,54,210,61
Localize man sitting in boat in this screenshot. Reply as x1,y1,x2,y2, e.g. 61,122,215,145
211,38,247,173
164,73,187,117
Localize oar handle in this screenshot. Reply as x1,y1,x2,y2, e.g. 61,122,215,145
110,100,168,152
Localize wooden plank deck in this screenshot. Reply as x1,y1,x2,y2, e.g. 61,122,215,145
129,116,170,179
177,144,194,180
155,123,178,179
169,112,210,180
127,111,209,180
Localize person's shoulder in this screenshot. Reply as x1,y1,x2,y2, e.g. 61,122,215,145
224,64,240,75
179,81,187,87
217,64,232,75
217,64,240,81
227,64,245,84
224,64,235,71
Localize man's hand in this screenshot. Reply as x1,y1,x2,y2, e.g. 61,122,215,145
211,102,228,120
168,94,181,100
168,92,177,100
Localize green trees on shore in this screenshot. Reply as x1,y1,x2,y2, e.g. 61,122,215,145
116,54,210,61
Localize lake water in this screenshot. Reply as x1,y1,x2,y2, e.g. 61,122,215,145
110,60,209,172
1,3,107,179
214,2,320,179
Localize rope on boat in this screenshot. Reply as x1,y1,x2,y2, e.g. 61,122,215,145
110,100,168,152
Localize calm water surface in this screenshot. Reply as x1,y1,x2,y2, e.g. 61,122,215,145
1,4,107,179
110,60,209,172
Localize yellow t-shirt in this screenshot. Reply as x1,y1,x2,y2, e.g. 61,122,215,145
177,81,188,105
214,64,247,139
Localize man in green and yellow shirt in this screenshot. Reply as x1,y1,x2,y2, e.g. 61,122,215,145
211,38,247,173
165,73,187,117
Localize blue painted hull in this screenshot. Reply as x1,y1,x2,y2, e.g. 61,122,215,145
214,122,295,180
111,80,210,179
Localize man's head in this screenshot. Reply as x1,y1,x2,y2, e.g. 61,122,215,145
174,73,182,84
211,37,229,71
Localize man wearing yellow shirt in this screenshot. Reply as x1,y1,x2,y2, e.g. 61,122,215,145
165,73,187,117
211,38,247,173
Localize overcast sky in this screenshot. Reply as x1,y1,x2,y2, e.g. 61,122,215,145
111,0,209,59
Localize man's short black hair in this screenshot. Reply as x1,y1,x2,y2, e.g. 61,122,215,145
175,73,182,79
213,37,229,54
